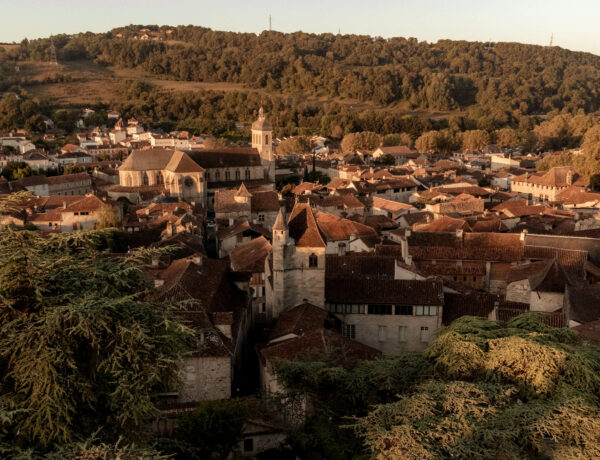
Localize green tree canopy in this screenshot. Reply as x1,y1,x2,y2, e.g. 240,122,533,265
0,225,191,451
341,131,381,152
275,314,600,459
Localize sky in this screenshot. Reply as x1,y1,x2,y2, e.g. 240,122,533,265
1,0,600,55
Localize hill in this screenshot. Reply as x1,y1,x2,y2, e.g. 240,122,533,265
5,25,600,116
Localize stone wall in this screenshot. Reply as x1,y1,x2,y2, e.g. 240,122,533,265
180,355,231,402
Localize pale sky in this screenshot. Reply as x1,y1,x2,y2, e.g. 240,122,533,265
1,0,599,55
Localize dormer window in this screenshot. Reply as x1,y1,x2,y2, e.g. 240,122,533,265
309,253,318,268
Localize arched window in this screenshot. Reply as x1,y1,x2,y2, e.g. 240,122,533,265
225,170,230,181
245,169,251,180
125,175,132,187
205,171,210,181
215,171,220,181
142,172,149,186
235,170,240,181
156,171,164,185
309,253,318,268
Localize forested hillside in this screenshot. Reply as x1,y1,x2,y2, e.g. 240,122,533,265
7,25,600,115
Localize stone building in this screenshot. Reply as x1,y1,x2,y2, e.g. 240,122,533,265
110,109,276,206
151,255,250,402
510,166,587,201
265,203,327,318
214,183,281,231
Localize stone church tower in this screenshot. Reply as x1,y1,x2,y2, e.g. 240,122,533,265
266,203,326,318
251,107,275,182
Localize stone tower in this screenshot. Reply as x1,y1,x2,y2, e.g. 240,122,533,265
267,203,326,318
251,107,275,181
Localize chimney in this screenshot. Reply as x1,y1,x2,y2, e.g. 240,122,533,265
405,254,413,266
405,229,411,237
456,228,464,238
228,217,234,226
520,229,528,241
154,279,164,288
349,233,356,241
62,200,67,209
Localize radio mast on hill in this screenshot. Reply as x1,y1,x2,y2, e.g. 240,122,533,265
269,14,272,31
49,36,58,65
549,33,554,47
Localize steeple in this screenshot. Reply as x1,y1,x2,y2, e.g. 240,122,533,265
251,107,274,181
273,208,287,231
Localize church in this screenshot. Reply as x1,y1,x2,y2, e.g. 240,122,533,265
108,108,275,207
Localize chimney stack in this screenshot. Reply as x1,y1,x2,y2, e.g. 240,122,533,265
520,229,528,241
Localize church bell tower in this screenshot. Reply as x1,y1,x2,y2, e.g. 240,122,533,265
251,107,275,181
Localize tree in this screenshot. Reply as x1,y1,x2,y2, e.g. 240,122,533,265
174,399,248,460
341,132,381,153
0,225,191,449
276,314,600,459
95,205,122,229
582,125,600,156
494,127,519,149
203,137,229,149
277,136,311,156
415,130,443,154
383,133,412,148
462,129,490,150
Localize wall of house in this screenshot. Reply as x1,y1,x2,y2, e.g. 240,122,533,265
180,355,231,402
238,431,287,458
334,308,441,354
530,291,564,312
269,244,326,317
506,280,531,304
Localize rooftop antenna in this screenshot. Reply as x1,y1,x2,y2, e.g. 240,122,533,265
269,14,272,31
549,32,554,47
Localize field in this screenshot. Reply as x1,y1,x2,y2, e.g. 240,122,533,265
15,58,462,119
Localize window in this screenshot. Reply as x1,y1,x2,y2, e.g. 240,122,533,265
225,171,230,181
245,169,251,180
415,306,438,316
259,303,266,314
398,326,407,342
420,326,429,343
368,305,392,315
258,214,265,222
244,438,254,453
393,188,400,193
142,172,149,186
378,325,387,342
235,170,240,180
309,253,318,267
156,172,164,185
215,171,220,181
395,305,413,315
265,135,269,144
344,324,356,339
205,171,210,181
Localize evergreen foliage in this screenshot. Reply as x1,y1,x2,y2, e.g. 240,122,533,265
0,224,192,451
275,314,600,459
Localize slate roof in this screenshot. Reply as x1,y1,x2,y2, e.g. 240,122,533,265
269,303,328,341
314,211,377,242
287,202,326,248
325,278,443,305
325,254,396,279
259,328,380,362
229,236,272,273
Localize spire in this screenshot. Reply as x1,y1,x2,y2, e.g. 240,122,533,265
273,208,287,231
259,106,265,120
